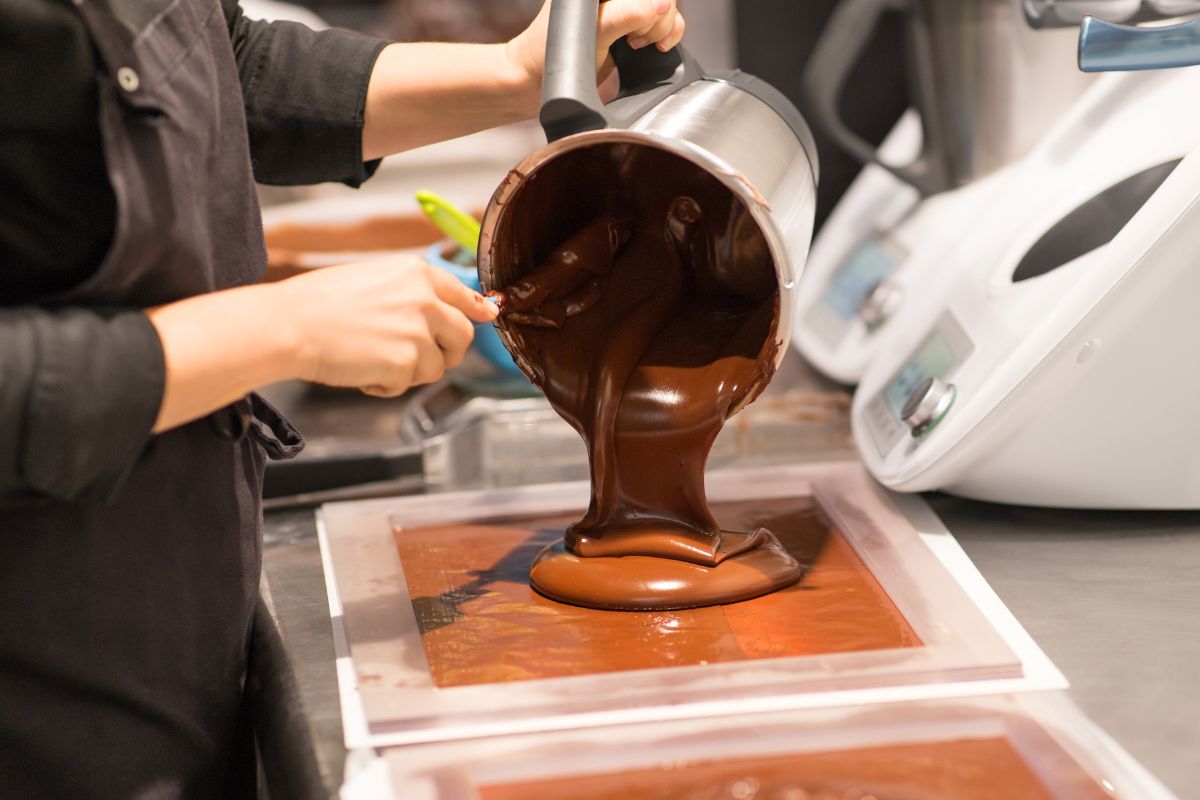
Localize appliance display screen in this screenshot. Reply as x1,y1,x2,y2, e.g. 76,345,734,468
822,238,900,321
883,331,959,415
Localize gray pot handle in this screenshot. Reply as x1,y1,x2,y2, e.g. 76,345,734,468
540,0,702,142
802,0,951,196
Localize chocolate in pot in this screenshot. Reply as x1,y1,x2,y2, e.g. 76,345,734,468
487,143,800,610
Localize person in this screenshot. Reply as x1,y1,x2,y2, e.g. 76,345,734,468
0,0,685,796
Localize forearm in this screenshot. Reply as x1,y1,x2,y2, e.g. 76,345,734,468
147,284,302,433
362,42,538,160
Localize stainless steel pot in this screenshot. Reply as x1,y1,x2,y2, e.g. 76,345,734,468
477,0,819,383
804,0,1094,196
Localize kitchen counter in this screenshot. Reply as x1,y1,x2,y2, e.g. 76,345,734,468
930,495,1200,798
256,358,1200,800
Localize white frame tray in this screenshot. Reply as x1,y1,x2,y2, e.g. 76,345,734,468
371,692,1174,800
318,462,1064,748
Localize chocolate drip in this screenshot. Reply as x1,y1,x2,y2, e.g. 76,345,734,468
488,143,801,610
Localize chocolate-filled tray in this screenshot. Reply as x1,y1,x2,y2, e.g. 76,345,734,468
318,463,1047,748
378,693,1171,800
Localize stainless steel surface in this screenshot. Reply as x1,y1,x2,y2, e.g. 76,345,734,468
257,354,1200,798
1024,0,1200,28
858,279,904,330
917,0,1094,185
901,376,956,436
406,365,852,493
259,509,349,799
928,495,1200,797
479,80,819,409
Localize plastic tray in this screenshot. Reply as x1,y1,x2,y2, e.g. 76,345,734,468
373,693,1173,800
318,463,1059,747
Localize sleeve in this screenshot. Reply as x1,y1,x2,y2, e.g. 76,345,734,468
223,0,390,188
0,308,165,505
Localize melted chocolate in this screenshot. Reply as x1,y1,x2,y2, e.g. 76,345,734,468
394,498,920,688
485,143,801,610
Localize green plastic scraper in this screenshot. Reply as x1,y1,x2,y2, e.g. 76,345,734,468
415,189,481,254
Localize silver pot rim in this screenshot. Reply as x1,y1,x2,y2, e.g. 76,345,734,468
477,128,796,405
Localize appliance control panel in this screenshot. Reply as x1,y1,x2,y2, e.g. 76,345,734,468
803,235,906,348
864,312,974,456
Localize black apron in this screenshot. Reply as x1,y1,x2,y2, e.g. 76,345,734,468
0,0,301,796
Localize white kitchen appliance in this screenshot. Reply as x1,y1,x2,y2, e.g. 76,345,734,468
852,62,1200,507
792,0,1092,383
792,117,1020,383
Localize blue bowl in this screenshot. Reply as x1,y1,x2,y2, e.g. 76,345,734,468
423,242,523,376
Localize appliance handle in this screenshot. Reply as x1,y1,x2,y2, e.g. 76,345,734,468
1079,15,1200,70
1024,0,1200,29
802,0,950,196
540,0,700,142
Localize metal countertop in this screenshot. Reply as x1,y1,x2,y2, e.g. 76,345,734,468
928,495,1200,797
257,359,1200,800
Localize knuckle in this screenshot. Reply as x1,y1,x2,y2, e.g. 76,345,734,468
417,288,438,308
390,367,415,394
446,336,469,362
392,340,418,368
416,359,445,386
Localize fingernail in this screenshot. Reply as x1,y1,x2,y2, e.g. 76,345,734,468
628,36,648,49
652,0,670,13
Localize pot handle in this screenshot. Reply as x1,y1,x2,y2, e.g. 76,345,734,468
540,0,701,142
802,0,951,196
1079,15,1200,71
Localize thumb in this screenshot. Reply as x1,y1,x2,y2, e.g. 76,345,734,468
596,0,672,52
427,267,501,324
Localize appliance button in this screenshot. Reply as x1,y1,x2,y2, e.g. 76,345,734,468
859,280,903,331
900,377,956,437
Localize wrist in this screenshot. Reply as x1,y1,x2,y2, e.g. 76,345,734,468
500,38,542,119
254,281,317,385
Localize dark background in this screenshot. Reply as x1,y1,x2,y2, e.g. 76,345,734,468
734,0,909,228
277,0,912,229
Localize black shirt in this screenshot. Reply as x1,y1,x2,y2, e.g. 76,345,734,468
0,0,386,503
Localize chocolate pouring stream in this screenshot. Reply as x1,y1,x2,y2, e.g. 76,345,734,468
488,143,802,610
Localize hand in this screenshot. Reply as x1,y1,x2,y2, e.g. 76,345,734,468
506,0,686,91
280,256,499,397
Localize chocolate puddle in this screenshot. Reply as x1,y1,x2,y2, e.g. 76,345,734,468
487,143,801,610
